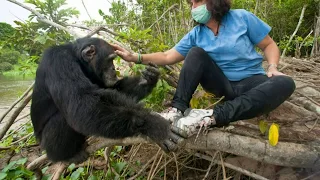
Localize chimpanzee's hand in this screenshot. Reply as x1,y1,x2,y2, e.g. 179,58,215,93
157,125,188,153
140,63,160,86
145,113,188,153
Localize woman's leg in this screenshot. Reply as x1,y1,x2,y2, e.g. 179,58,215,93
213,75,296,127
172,47,234,113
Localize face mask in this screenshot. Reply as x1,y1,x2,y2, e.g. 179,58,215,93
191,4,211,24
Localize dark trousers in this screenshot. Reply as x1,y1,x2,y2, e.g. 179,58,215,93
172,47,296,127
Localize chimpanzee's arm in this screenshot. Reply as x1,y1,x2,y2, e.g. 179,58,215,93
64,88,185,152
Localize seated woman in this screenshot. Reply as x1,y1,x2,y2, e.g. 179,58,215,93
112,0,296,136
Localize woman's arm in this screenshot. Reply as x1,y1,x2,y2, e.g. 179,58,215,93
111,44,184,65
257,35,286,77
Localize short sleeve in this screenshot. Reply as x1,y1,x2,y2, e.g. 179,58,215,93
173,28,196,57
242,10,271,45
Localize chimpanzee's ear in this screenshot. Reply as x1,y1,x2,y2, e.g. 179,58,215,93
81,45,96,62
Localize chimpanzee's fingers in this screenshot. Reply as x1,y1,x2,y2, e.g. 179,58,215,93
158,139,177,153
148,62,158,68
169,131,186,146
146,66,160,75
147,70,159,78
164,139,178,152
141,71,153,81
171,126,188,139
142,71,159,82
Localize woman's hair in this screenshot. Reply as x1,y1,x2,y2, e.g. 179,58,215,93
187,0,231,23
206,0,231,23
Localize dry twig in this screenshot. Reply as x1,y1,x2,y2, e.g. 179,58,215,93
195,153,268,180
202,151,219,180
0,93,32,140
128,149,160,180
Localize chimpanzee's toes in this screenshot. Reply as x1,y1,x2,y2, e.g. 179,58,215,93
66,150,89,164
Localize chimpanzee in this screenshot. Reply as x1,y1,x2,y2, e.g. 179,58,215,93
30,37,186,163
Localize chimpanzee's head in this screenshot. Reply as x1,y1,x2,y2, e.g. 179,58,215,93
76,37,118,88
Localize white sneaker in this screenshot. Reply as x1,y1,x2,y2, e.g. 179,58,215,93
174,109,215,137
159,107,183,123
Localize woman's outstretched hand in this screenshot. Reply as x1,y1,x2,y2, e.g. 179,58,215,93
111,44,137,63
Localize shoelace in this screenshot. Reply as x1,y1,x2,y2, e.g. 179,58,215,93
194,117,213,142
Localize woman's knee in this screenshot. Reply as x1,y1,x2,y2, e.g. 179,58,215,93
272,75,296,95
185,47,210,63
188,47,206,54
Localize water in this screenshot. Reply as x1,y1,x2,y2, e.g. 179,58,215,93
0,75,34,107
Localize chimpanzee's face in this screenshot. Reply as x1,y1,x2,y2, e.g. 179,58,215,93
81,39,118,88
100,51,118,88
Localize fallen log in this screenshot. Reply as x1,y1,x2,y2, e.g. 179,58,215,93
187,130,320,168
27,128,320,172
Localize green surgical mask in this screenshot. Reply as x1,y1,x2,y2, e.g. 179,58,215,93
191,4,211,24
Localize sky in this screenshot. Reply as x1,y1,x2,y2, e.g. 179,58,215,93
0,0,112,26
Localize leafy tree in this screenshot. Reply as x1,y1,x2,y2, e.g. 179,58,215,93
0,22,15,42
4,0,79,59
0,49,21,65
0,62,13,73
25,0,79,32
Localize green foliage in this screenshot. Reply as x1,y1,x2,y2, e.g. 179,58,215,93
0,158,35,180
99,1,132,31
0,49,21,65
189,87,218,109
99,0,191,51
232,0,318,57
25,0,79,31
4,0,78,57
0,22,15,43
58,146,138,180
7,20,70,57
0,0,79,77
0,62,13,73
64,165,85,180
143,79,173,111
17,55,39,76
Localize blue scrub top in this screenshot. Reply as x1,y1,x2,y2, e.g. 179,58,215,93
174,9,271,81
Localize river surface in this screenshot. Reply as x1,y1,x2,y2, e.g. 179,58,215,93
0,75,34,107
0,75,34,130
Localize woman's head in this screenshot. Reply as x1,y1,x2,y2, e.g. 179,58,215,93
189,0,231,23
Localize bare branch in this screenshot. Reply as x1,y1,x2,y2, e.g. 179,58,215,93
51,163,67,180
149,4,179,29
299,30,313,50
65,23,91,31
27,154,48,170
81,0,92,20
65,23,130,29
195,153,269,180
0,93,32,140
281,5,307,58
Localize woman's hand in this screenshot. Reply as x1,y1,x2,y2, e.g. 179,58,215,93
267,66,286,77
111,44,137,63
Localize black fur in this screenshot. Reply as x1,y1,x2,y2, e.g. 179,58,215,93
30,37,185,163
